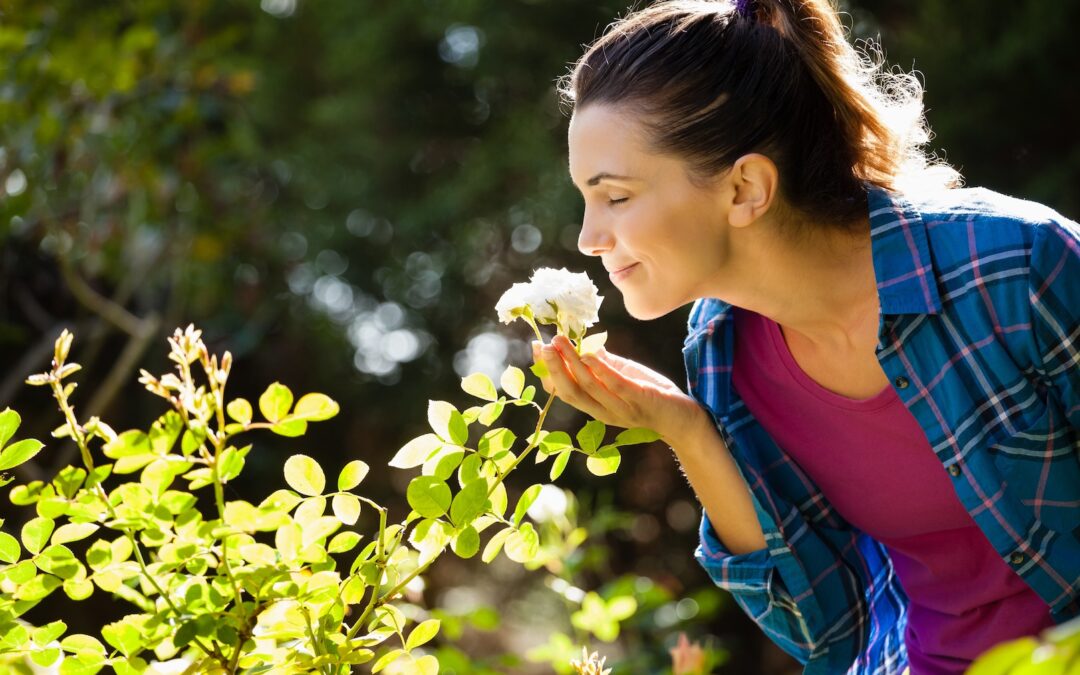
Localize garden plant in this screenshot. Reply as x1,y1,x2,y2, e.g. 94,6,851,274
0,268,665,674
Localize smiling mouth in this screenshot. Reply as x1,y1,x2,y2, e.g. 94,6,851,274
609,263,639,281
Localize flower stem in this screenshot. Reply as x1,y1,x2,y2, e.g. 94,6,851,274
488,392,556,498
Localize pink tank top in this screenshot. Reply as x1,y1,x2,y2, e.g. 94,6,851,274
731,307,1054,674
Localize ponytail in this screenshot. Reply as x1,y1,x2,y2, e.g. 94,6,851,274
560,0,960,229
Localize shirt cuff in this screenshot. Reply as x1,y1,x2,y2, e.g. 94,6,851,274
695,510,775,592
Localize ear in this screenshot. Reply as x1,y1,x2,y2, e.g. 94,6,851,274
726,153,778,228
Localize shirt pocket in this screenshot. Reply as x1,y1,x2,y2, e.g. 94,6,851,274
989,390,1080,535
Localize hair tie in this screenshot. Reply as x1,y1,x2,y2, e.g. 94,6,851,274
734,0,755,19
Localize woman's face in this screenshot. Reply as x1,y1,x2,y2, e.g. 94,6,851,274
567,104,734,320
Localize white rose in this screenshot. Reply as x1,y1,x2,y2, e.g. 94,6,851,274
496,268,602,340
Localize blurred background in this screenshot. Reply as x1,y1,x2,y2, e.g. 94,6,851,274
1,0,1076,673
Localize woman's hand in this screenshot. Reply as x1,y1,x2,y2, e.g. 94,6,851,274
532,335,706,446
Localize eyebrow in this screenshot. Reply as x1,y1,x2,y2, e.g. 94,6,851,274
586,172,635,186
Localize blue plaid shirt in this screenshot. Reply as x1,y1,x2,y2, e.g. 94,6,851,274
683,186,1080,675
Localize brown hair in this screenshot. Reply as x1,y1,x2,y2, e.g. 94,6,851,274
559,0,960,229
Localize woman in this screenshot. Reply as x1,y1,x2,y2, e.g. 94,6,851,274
530,1,1080,673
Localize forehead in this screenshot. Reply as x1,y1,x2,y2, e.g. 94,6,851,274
567,105,654,181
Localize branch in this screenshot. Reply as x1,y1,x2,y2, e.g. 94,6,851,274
47,312,161,474
57,257,147,338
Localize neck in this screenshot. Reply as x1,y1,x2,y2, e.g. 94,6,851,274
716,213,880,351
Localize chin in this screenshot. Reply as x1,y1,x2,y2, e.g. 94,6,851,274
622,296,677,321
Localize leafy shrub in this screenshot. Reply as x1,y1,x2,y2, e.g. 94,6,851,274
0,317,658,673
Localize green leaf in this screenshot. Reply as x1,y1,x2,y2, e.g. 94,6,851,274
51,523,99,545
538,431,573,456
31,648,61,668
0,624,29,650
452,525,480,559
328,531,362,554
412,655,439,675
11,481,45,505
342,576,368,604
614,427,662,446
512,484,543,527
226,398,253,425
457,453,482,487
140,458,188,497
0,438,44,472
0,408,21,449
461,373,498,401
32,620,67,646
101,618,143,658
60,634,106,657
576,420,606,455
371,648,403,673
448,410,469,446
259,382,294,423
0,531,20,563
481,527,512,563
477,428,516,460
406,476,452,519
59,654,105,675
270,417,307,437
586,446,621,476
338,460,370,490
427,400,456,440
389,433,442,469
218,444,249,483
450,478,490,527
550,450,571,481
607,595,637,621
580,331,608,355
500,366,525,398
86,540,112,570
284,454,326,496
103,430,151,459
405,619,441,651
294,392,340,421
424,447,465,481
504,523,540,563
477,399,505,426
22,516,54,555
530,360,549,379
332,494,361,525
65,574,93,600
16,572,62,601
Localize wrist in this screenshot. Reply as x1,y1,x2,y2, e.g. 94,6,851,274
660,401,711,449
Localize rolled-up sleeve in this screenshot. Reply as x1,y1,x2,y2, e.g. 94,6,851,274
695,513,815,665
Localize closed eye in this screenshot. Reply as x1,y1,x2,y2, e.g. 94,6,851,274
608,197,628,205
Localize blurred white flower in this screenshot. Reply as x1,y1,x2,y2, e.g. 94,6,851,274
527,484,569,523
496,268,602,339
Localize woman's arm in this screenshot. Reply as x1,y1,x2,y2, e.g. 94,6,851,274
535,336,766,554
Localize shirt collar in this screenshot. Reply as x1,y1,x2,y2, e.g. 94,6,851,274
866,186,943,316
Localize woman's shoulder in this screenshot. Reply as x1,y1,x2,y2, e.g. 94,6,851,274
904,185,1072,232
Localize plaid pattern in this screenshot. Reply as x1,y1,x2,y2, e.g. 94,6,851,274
683,186,1080,675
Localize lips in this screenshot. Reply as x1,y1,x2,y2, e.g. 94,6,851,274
608,262,639,282
605,262,637,274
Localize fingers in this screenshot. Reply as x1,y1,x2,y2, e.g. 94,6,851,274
532,337,608,419
552,336,636,419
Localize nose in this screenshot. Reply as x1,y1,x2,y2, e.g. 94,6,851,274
577,208,613,257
